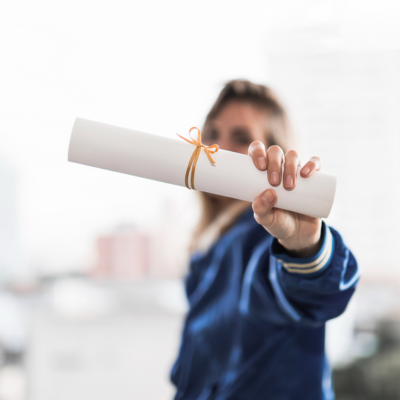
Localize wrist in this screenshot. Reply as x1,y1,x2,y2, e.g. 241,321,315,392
271,221,335,277
278,221,323,258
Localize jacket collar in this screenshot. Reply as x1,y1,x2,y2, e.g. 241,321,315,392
193,201,253,255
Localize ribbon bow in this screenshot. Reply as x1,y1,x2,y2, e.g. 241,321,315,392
177,127,219,190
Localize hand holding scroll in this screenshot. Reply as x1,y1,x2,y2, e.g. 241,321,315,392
250,142,323,258
68,118,337,220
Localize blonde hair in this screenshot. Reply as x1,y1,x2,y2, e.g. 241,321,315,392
189,79,295,253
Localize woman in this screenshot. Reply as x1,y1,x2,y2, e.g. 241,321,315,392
170,80,359,400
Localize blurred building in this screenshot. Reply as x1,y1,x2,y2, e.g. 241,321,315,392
92,200,188,281
148,199,190,279
92,225,150,281
0,156,27,285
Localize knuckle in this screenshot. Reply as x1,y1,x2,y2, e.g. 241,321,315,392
254,211,272,227
285,149,299,158
267,145,283,156
308,160,317,169
249,141,265,155
252,200,264,215
284,166,296,176
283,158,298,171
269,219,279,232
268,161,281,170
253,212,264,225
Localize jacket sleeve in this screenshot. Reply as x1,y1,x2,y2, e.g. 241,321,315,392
239,221,360,327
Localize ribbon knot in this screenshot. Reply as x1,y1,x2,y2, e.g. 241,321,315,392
177,127,219,190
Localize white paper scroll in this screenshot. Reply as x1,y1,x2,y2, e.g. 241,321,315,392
68,118,337,218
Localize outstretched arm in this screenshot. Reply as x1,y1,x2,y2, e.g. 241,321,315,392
241,142,360,326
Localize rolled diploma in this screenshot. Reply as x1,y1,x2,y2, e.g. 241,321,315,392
68,118,337,218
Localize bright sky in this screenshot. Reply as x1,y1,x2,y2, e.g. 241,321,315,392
1,0,399,275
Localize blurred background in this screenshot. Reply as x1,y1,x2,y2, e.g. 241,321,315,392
1,0,400,399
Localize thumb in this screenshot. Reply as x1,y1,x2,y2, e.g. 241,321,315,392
252,189,277,229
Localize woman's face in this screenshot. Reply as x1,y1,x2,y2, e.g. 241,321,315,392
201,100,270,207
202,100,269,154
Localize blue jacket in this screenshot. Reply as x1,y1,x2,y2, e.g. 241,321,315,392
170,206,360,400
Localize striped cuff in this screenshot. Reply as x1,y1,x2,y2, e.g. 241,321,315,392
270,221,335,276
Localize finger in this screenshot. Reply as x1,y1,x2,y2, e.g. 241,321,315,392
266,145,284,187
283,150,301,191
248,141,267,171
300,156,322,178
252,189,277,228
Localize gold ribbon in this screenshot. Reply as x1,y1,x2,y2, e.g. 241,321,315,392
176,127,219,190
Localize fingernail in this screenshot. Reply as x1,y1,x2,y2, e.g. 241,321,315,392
258,157,266,170
303,167,310,175
262,190,275,204
285,175,293,187
271,172,279,185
